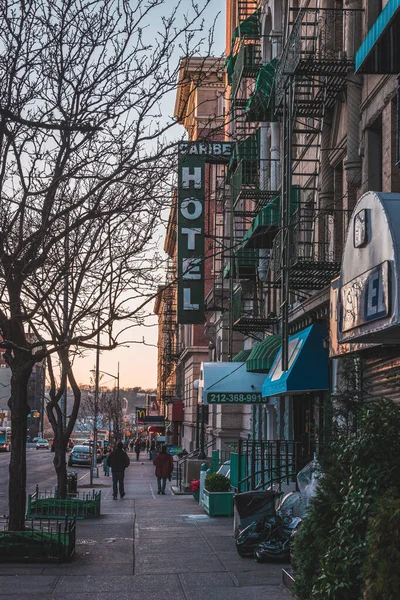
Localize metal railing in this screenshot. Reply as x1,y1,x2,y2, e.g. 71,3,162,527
175,440,215,491
275,7,362,106
234,439,306,492
271,207,352,289
231,41,262,99
231,158,280,206
0,516,76,562
27,487,101,519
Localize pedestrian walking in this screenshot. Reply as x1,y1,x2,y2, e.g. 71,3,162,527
134,438,141,461
106,441,130,499
129,439,134,452
149,439,156,461
103,449,110,476
153,445,173,495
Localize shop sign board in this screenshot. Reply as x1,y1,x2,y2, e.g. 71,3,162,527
136,407,146,423
340,261,390,333
177,142,233,324
199,362,266,405
207,392,264,404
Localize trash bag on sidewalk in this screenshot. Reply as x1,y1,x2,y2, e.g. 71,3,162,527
235,517,273,557
277,491,309,518
297,456,322,500
234,491,281,557
253,511,302,562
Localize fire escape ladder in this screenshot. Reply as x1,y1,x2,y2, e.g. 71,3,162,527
206,166,231,312
274,3,356,294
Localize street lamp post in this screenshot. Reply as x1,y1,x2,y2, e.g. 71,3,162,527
90,322,101,484
91,363,120,444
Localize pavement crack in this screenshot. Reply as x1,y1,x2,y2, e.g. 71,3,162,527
177,572,190,600
192,520,236,582
132,498,136,576
50,574,61,593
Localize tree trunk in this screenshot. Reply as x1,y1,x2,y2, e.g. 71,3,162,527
8,366,31,531
54,437,68,499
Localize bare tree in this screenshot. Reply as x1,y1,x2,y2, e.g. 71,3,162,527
0,0,217,530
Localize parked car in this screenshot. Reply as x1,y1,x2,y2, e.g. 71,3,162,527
217,460,231,479
50,439,55,452
32,437,40,443
36,439,50,450
68,445,92,467
82,440,103,463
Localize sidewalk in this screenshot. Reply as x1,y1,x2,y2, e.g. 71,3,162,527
0,455,292,599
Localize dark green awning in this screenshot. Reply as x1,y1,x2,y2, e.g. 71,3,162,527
225,53,237,85
246,335,281,373
245,58,278,121
242,195,280,248
242,186,301,249
223,248,259,279
232,9,261,41
232,348,253,362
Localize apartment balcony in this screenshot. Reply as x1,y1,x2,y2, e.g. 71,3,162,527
231,41,262,100
163,342,181,364
231,159,280,208
205,276,230,312
161,384,182,403
223,248,259,280
274,7,361,116
245,57,278,123
271,208,351,290
232,283,279,335
228,130,259,171
241,186,300,250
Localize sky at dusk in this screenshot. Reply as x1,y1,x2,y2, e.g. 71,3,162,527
72,0,226,390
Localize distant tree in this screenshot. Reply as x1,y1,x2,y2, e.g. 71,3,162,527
0,0,217,529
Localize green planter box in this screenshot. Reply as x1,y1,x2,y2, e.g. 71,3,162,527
0,517,76,562
27,488,101,519
192,491,200,502
203,490,234,516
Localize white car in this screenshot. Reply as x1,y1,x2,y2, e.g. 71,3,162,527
36,439,50,450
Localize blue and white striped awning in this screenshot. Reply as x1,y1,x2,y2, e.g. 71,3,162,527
355,0,400,73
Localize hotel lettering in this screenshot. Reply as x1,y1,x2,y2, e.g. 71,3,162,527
177,142,232,324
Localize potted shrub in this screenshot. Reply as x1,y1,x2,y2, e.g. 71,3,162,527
203,472,233,517
190,479,200,502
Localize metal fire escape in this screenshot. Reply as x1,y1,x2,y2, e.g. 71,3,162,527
226,1,281,342
205,165,231,313
272,4,360,368
160,262,181,405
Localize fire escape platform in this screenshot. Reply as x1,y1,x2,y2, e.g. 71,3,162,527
272,259,341,290
233,316,279,335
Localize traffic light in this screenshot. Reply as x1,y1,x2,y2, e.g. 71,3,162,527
33,411,40,418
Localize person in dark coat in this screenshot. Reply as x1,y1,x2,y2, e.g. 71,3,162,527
106,441,130,499
134,438,141,461
149,439,156,461
153,445,174,495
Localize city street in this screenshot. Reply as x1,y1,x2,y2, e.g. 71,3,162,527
0,454,292,600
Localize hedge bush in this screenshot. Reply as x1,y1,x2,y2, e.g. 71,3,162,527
204,472,231,492
292,399,400,600
362,492,400,600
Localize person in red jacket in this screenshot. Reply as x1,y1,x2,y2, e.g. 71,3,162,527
153,445,174,495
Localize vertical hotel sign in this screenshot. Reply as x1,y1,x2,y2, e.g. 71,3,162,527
177,141,233,324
